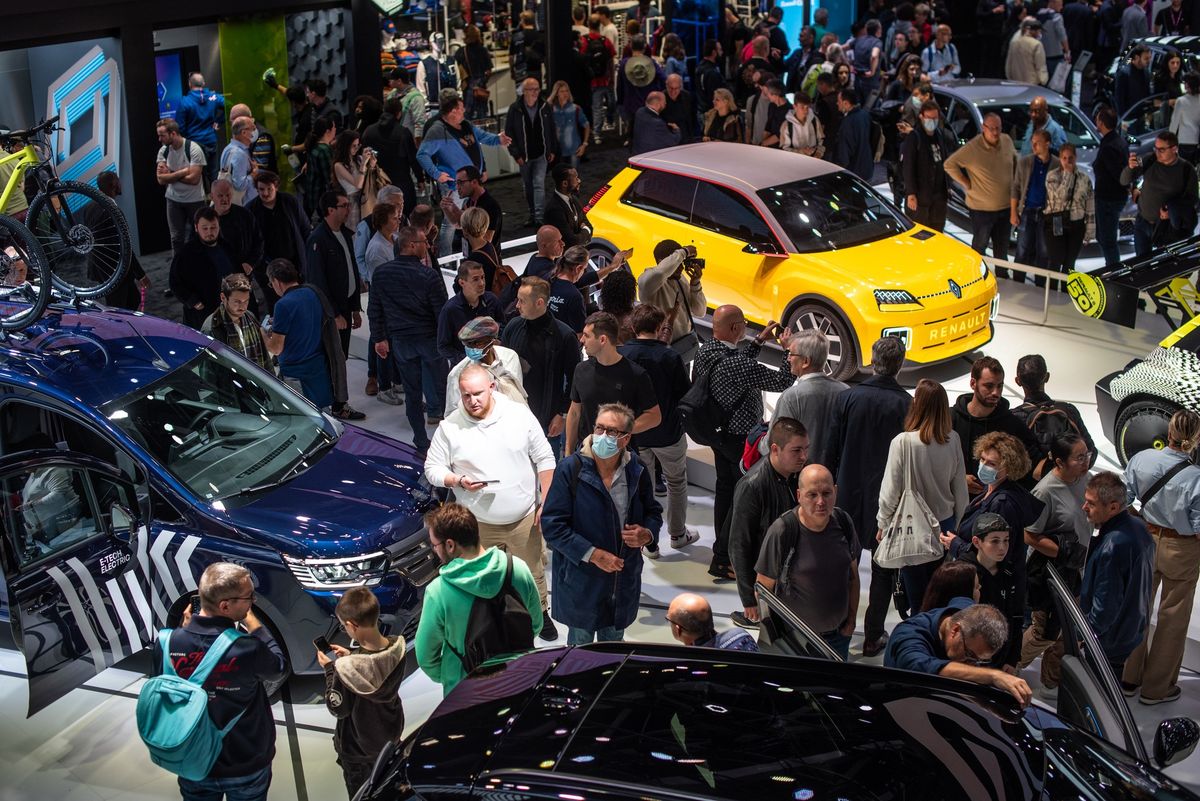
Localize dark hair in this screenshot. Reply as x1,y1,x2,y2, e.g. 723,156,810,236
304,117,334,155
425,503,481,549
630,34,647,53
793,91,813,106
552,161,575,187
266,258,300,284
920,560,978,612
653,238,683,263
409,204,434,229
354,95,383,128
383,94,404,116
1158,130,1180,148
332,130,360,168
838,88,858,106
285,85,307,105
971,355,1004,381
584,311,620,342
866,19,882,35
1187,73,1200,95
766,78,787,97
320,190,346,217
1050,432,1084,468
1129,44,1151,59
456,260,484,283
598,270,637,316
305,78,329,97
220,273,252,296
193,206,218,226
440,93,464,117
396,225,426,252
96,170,119,194
336,586,380,627
905,378,952,445
896,2,915,21
769,416,808,449
816,72,836,87
1016,353,1048,391
371,202,397,231
1094,105,1118,130
703,38,721,58
919,100,940,116
389,67,411,85
254,169,280,187
457,165,482,182
629,303,666,334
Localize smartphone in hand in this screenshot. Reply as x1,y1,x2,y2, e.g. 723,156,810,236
314,636,338,662
191,597,201,615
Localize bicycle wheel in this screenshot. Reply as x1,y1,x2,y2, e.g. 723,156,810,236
26,180,131,299
0,214,52,331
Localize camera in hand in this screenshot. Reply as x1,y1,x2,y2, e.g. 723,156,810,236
683,257,705,276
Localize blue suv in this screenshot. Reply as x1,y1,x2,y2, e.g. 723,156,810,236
0,304,438,715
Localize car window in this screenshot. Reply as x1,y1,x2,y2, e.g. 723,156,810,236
979,104,1029,143
3,465,100,567
1121,94,1168,140
946,100,978,143
759,171,912,253
690,181,776,244
621,169,697,222
1048,104,1100,148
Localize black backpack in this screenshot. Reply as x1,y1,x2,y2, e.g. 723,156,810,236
678,348,736,447
446,552,535,675
586,36,611,78
1013,400,1084,473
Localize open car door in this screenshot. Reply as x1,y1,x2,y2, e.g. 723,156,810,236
0,450,158,715
1046,563,1148,762
754,581,843,662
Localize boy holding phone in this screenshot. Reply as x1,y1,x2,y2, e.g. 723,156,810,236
319,587,407,797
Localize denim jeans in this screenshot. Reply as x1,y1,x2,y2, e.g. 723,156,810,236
1094,197,1126,266
520,155,549,220
1133,216,1156,258
590,86,614,129
178,766,271,801
968,208,1011,261
898,514,957,617
390,337,446,450
821,630,852,661
1015,207,1047,269
568,625,625,645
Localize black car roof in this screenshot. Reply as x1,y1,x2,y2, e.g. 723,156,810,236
405,643,1046,801
1125,34,1200,55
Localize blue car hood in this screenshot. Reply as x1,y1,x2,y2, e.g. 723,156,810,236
225,425,434,558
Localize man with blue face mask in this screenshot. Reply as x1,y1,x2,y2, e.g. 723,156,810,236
218,117,259,206
542,402,664,645
444,316,527,417
900,100,952,232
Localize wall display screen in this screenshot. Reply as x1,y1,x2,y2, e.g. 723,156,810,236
155,52,184,119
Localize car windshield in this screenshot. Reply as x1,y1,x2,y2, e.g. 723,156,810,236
758,172,911,253
979,102,1099,149
99,348,335,503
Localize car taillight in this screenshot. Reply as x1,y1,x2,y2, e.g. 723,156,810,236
584,184,610,213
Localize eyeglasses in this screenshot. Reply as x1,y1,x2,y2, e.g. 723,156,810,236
1155,145,1177,152
335,203,350,210
594,424,630,438
222,592,257,603
960,634,987,666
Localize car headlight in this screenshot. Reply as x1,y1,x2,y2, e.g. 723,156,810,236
980,258,989,279
874,289,921,306
284,552,389,589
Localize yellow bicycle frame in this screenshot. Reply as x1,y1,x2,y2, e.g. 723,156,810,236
0,143,37,214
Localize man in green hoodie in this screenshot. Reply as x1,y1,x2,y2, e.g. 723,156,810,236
416,503,543,695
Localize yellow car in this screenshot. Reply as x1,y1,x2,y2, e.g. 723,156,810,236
584,142,999,379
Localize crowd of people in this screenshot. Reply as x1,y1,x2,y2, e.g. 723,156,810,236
133,5,1200,800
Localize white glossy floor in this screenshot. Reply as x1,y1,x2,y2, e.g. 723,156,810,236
3,221,1200,800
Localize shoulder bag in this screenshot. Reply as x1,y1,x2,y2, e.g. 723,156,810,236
874,434,945,569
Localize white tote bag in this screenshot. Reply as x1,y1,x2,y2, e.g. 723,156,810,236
874,435,944,569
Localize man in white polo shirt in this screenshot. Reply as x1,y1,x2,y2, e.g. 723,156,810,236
424,363,559,640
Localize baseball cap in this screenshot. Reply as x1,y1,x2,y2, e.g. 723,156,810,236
971,512,1010,539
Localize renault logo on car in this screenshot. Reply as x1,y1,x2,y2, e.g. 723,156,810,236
948,279,962,299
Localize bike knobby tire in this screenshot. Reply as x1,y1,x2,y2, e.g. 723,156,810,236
0,214,52,331
26,179,132,299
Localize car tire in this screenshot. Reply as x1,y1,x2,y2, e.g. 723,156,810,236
785,302,859,381
1114,398,1180,466
587,242,616,272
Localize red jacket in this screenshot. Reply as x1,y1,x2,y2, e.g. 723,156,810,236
580,33,617,88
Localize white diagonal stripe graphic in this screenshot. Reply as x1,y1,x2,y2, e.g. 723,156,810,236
174,536,201,592
66,557,124,662
125,570,154,640
46,565,105,674
150,529,180,616
106,577,141,656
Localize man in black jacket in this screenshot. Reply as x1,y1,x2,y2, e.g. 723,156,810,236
727,417,809,628
306,190,364,361
502,277,581,458
247,171,310,313
901,101,952,232
212,179,263,315
834,89,873,181
619,304,698,555
1092,106,1129,268
696,39,727,113
370,227,449,449
662,75,700,144
170,207,239,330
824,336,913,656
504,77,559,227
157,562,286,799
1114,45,1152,116
362,94,423,215
631,91,683,156
952,355,1043,495
543,163,592,247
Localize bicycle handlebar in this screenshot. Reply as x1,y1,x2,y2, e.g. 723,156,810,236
0,116,61,142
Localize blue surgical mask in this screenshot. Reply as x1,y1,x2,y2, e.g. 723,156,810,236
910,95,923,109
922,118,938,133
592,433,619,459
465,345,487,362
977,463,1000,486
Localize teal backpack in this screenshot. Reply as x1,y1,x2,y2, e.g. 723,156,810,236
136,627,246,781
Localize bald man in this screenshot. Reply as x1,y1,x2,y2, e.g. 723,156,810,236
755,464,861,659
228,102,277,175
631,90,682,156
667,593,759,651
523,225,567,280
662,73,700,143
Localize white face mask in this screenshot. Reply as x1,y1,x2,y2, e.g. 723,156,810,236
922,118,938,133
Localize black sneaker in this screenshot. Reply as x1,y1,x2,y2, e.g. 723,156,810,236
730,611,758,629
334,405,366,421
538,610,559,642
654,473,667,496
1120,681,1140,698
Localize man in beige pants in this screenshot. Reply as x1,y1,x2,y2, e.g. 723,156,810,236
424,364,560,640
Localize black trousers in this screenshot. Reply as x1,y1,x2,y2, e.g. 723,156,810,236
863,544,896,642
710,431,746,569
912,196,948,233
1044,217,1086,278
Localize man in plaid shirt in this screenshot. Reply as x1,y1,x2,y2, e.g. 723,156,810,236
693,305,794,582
202,273,273,374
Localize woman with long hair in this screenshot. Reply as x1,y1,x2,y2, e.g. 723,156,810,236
332,130,374,228
1042,143,1095,277
919,560,981,612
877,378,969,617
662,33,689,88
549,80,590,168
703,88,746,142
301,117,336,219
456,25,494,120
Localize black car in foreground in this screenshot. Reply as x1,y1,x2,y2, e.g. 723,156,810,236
356,573,1200,801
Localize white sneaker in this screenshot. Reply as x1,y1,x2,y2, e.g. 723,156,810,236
642,544,660,560
376,387,404,406
670,529,700,549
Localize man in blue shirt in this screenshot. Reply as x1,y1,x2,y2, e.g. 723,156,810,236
1080,471,1156,691
219,117,258,205
668,593,758,652
265,258,331,409
885,598,1033,706
1012,129,1054,273
175,72,225,183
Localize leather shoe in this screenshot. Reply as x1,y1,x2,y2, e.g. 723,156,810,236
365,377,378,396
538,611,559,642
861,633,888,658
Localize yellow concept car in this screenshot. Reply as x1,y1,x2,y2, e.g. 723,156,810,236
584,143,999,379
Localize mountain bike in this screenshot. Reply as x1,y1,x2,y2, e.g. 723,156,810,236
0,116,131,303
0,216,50,331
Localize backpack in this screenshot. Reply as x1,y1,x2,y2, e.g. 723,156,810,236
586,36,611,79
774,508,857,595
136,628,246,781
740,420,769,474
1013,399,1084,474
678,348,736,447
446,552,535,675
159,137,209,191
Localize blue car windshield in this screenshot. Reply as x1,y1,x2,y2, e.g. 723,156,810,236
758,172,911,253
99,348,334,502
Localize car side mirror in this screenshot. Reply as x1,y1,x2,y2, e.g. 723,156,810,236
1154,717,1200,768
742,241,785,257
110,503,139,539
